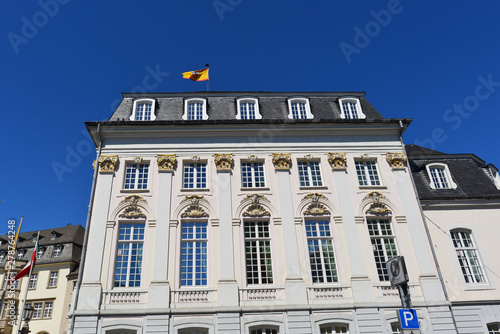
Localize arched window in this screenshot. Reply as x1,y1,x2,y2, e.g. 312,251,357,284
237,97,262,120
451,229,486,284
425,163,457,189
114,223,145,287
183,98,208,120
339,97,365,119
488,323,500,333
249,326,279,334
320,324,348,333
130,98,156,121
178,329,209,334
287,97,313,120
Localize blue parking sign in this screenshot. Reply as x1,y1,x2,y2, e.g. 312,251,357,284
398,309,419,329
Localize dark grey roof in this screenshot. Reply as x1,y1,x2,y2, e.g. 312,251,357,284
108,91,385,122
406,145,500,201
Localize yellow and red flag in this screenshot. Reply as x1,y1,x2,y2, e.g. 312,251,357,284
182,67,209,81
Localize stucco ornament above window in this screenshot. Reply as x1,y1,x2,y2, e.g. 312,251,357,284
386,152,407,170
242,194,270,217
157,154,176,172
119,195,147,219
272,153,291,170
214,153,233,171
181,195,209,218
364,191,392,215
328,152,347,170
98,155,118,173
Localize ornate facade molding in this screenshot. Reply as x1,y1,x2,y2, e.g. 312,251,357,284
304,202,330,215
181,205,209,218
186,195,204,204
98,155,118,173
328,152,347,170
303,193,325,202
157,154,176,172
272,153,291,170
118,195,147,219
243,203,271,217
214,153,233,171
386,152,407,170
364,191,392,215
247,194,265,203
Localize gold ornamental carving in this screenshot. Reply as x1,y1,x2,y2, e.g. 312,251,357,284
119,195,147,219
157,154,176,172
304,202,330,215
181,205,209,218
214,153,233,171
243,203,270,217
304,193,325,202
328,152,347,170
186,195,204,204
122,195,146,204
272,153,291,170
364,191,392,215
98,155,118,173
247,194,265,203
386,153,407,170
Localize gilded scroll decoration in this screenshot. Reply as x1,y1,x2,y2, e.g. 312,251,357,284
214,153,234,171
119,195,147,219
243,203,270,217
98,155,118,173
364,191,392,215
272,153,291,170
157,154,176,172
386,152,407,170
304,193,325,202
181,205,209,218
327,152,347,170
304,202,330,215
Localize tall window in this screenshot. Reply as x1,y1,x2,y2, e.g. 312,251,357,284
355,160,381,186
180,222,208,286
291,102,307,119
183,163,207,189
43,301,53,318
488,323,500,334
244,221,273,284
29,273,38,289
33,302,43,319
240,102,256,119
298,161,323,187
241,162,265,188
48,271,58,287
134,102,152,121
305,219,338,283
341,101,359,119
451,230,486,283
187,102,203,120
114,223,145,287
124,163,149,190
250,327,278,334
368,219,398,281
320,325,348,333
429,166,449,189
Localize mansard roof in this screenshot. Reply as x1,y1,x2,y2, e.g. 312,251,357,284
406,145,500,201
108,91,386,122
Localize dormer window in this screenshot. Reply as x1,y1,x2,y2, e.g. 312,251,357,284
236,97,262,120
0,252,5,263
130,98,156,121
287,98,313,120
426,163,457,189
17,248,25,259
183,98,208,120
51,231,60,240
339,97,366,119
37,246,45,259
53,244,62,258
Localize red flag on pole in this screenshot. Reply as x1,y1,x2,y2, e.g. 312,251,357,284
13,235,38,281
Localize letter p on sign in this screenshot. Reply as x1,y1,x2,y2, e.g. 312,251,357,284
398,309,419,329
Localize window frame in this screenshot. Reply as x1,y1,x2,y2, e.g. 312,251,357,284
183,98,208,121
130,98,156,121
287,97,313,120
339,97,366,119
425,163,457,189
367,218,399,282
450,228,487,285
243,220,274,285
29,272,38,289
236,97,262,120
319,324,349,333
48,270,59,288
53,244,62,258
27,300,54,320
114,222,145,288
179,221,208,287
182,161,208,190
123,161,150,190
241,160,266,189
355,159,382,187
297,160,323,187
305,218,339,284
488,323,500,334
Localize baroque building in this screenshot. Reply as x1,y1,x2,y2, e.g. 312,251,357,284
0,224,84,334
72,92,457,334
407,145,500,334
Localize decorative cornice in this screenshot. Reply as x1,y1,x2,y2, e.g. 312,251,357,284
98,155,118,173
304,202,330,215
328,152,347,170
272,153,291,170
364,191,392,215
214,153,233,171
181,204,209,218
157,154,176,172
122,195,146,205
247,194,265,203
243,203,270,217
186,195,204,204
303,193,325,202
386,152,407,170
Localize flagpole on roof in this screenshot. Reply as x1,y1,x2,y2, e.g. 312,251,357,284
0,217,23,317
15,230,39,334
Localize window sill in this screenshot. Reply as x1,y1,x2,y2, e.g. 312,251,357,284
299,186,328,190
358,185,387,190
464,283,495,291
121,189,149,193
181,188,210,192
240,187,270,191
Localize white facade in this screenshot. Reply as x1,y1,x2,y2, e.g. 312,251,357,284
72,92,456,334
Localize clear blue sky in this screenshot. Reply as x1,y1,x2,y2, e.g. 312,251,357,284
1,1,499,233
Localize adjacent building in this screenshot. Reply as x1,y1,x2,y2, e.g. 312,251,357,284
72,91,461,333
407,145,500,334
0,224,84,334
